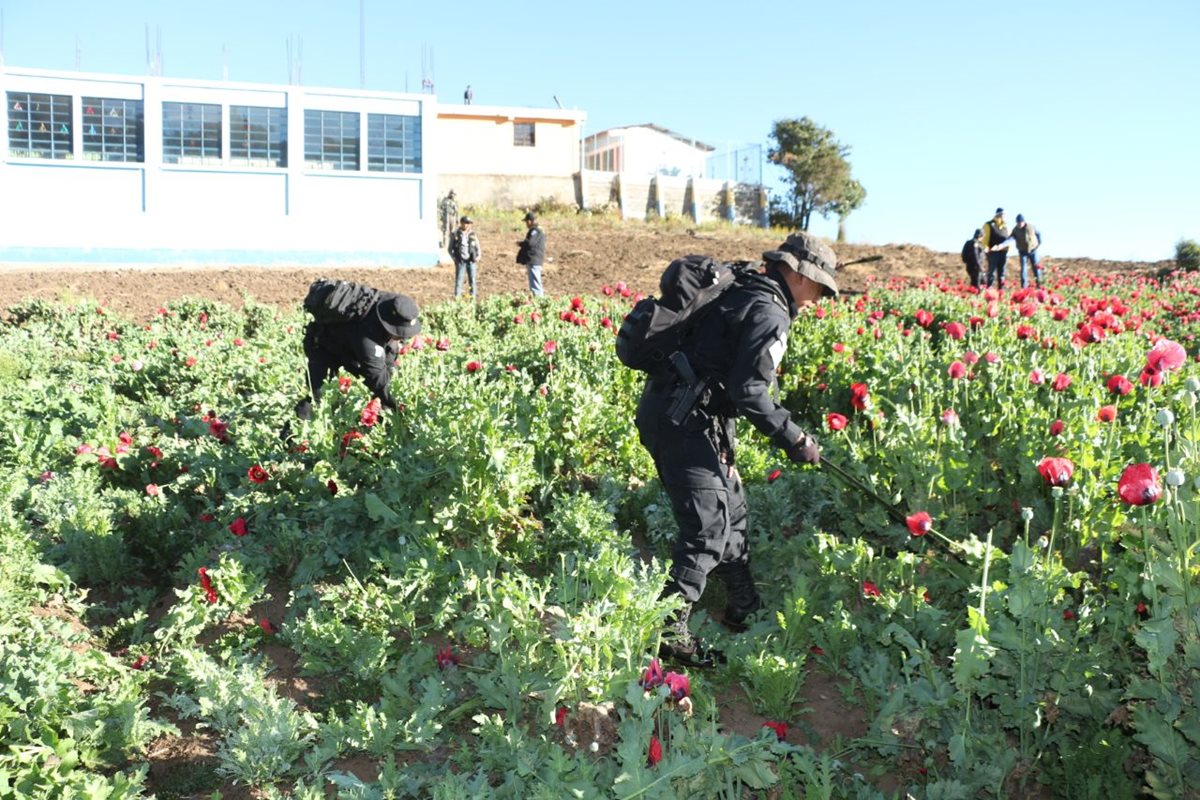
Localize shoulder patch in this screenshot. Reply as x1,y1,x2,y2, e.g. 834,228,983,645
768,334,788,370
373,344,385,358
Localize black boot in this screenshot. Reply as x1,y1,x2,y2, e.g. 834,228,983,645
659,604,724,669
718,562,762,631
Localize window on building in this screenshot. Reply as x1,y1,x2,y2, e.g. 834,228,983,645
82,97,144,163
162,102,222,165
304,109,359,170
230,105,287,167
366,113,422,173
513,121,535,147
7,92,73,159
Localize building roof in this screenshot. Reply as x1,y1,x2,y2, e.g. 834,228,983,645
586,123,715,152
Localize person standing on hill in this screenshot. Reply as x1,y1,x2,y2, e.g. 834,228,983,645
516,211,546,296
636,232,832,668
980,208,1011,290
1012,214,1043,288
449,216,482,300
294,293,422,420
439,190,459,250
961,228,986,289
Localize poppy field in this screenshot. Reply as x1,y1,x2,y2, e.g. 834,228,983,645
1,265,1198,799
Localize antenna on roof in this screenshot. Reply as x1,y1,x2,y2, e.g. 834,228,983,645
146,24,162,75
420,43,434,94
75,35,81,69
222,43,228,81
359,0,366,89
286,34,303,85
156,25,163,75
0,9,6,68
553,95,563,109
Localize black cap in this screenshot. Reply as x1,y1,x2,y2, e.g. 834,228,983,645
523,211,537,222
376,295,422,340
1016,214,1025,223
974,228,983,238
995,207,1004,215
460,216,473,225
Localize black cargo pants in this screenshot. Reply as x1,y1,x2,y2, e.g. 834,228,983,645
635,381,749,604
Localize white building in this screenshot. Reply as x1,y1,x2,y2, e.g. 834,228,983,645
0,66,579,267
583,124,713,178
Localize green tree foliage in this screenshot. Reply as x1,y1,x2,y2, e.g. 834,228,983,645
767,117,866,231
1175,238,1200,272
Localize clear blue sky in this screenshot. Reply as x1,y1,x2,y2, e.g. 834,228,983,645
3,0,1197,261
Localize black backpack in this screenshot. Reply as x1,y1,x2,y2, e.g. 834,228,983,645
303,279,381,325
615,255,748,374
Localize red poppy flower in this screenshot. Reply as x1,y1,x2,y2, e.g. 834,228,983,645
435,644,460,670
466,360,482,373
259,618,275,635
762,721,788,741
914,309,934,328
1139,365,1163,387
663,671,690,700
1117,463,1161,506
1051,373,1072,392
648,735,663,766
360,398,382,427
1029,369,1045,385
849,382,871,411
640,658,664,689
809,645,825,657
1062,609,1075,621
337,375,352,392
339,429,364,460
131,654,149,670
247,464,269,484
826,412,849,431
327,479,338,496
543,340,558,355
940,408,959,427
923,589,932,604
198,567,218,604
435,337,451,351
1037,457,1075,487
1136,602,1149,618
1049,419,1064,437
947,361,967,379
767,469,782,483
145,483,160,497
555,706,568,727
906,511,933,537
1097,405,1117,423
1106,374,1133,396
943,321,966,340
962,351,979,365
862,580,882,598
228,517,248,537
1146,339,1186,372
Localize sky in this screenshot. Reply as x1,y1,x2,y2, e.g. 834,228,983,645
2,0,1198,262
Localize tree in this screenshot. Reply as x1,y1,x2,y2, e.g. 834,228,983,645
768,117,866,232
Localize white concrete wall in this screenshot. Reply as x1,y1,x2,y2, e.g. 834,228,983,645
0,66,438,266
585,126,710,178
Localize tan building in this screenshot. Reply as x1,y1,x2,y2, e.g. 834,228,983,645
436,104,586,209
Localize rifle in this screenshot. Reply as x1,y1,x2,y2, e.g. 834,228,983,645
666,351,708,426
838,254,884,268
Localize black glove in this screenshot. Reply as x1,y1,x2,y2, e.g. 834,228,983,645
786,433,820,466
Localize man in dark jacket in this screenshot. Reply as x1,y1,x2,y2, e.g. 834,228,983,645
449,216,482,300
516,211,546,296
636,232,830,667
961,228,985,289
294,294,422,420
1012,214,1043,288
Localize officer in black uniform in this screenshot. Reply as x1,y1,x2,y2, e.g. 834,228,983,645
294,294,422,420
635,232,836,666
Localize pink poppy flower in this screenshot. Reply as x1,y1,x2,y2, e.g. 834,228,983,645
1097,406,1117,423
1051,373,1072,392
1146,339,1186,372
906,512,932,537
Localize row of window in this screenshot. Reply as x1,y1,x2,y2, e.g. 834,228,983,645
5,91,423,172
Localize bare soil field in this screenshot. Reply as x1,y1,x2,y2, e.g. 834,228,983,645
0,216,1170,321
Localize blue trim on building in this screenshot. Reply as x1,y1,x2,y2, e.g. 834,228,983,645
0,247,439,267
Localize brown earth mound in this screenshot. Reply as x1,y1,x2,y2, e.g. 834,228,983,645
0,216,1170,322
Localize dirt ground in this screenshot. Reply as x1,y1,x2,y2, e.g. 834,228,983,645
0,217,1170,321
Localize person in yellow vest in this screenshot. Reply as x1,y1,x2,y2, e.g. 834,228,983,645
979,208,1011,289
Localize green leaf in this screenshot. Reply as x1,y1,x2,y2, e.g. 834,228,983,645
364,492,399,523
1134,618,1179,676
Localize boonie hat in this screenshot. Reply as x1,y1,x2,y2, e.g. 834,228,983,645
460,216,473,225
763,232,839,297
376,295,422,340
